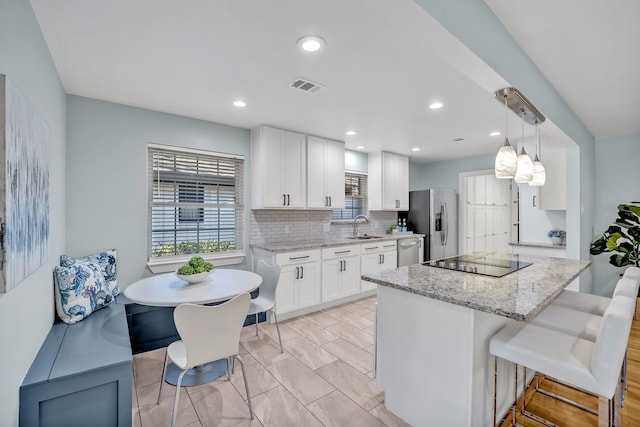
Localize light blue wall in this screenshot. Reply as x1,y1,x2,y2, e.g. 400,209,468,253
345,149,368,173
591,133,640,295
0,0,67,423
414,0,596,262
66,96,251,288
409,154,494,191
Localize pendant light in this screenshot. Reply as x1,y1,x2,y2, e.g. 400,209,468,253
514,109,533,184
529,120,546,186
494,94,518,179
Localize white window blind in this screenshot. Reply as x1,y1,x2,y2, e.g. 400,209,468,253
148,145,244,259
332,172,367,220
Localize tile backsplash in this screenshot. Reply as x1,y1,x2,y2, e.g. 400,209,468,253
250,210,398,244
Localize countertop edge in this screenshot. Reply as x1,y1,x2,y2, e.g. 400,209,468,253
362,257,591,321
251,234,425,253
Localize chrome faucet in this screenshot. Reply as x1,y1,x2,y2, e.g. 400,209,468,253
352,214,369,237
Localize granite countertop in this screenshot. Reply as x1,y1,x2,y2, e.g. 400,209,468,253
251,233,425,253
509,241,566,249
362,254,590,321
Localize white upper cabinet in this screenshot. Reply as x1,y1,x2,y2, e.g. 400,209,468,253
368,151,409,210
251,125,306,209
306,136,345,209
537,148,567,210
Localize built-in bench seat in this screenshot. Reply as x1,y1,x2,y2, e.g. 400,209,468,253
19,302,132,427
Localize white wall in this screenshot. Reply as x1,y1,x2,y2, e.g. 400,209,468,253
592,133,640,295
0,0,67,423
66,96,251,288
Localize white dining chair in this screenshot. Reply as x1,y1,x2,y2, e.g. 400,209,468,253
157,292,253,427
248,260,283,352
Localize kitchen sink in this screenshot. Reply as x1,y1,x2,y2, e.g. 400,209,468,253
348,235,383,240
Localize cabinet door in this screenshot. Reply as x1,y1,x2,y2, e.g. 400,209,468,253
340,256,361,296
381,250,397,270
538,148,567,210
325,140,345,209
282,130,306,208
306,136,327,209
360,252,381,291
276,265,298,314
297,262,321,309
262,126,287,208
395,154,409,210
381,153,398,210
321,259,341,302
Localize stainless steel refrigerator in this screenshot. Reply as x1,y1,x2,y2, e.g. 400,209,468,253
407,189,457,262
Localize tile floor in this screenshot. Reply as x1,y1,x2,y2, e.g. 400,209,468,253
132,295,410,427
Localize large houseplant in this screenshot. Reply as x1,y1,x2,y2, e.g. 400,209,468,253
590,203,640,267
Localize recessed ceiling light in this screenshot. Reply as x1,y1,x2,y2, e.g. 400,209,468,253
232,100,247,108
345,130,357,136
297,36,326,53
356,145,365,150
451,137,465,142
411,147,421,152
429,102,443,109
489,131,501,136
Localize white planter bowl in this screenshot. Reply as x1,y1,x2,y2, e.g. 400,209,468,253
175,270,212,284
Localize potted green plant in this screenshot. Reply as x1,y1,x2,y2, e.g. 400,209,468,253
590,203,640,267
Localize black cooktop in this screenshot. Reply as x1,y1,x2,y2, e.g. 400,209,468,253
424,255,532,277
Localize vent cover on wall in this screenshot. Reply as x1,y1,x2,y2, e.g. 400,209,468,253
289,78,325,94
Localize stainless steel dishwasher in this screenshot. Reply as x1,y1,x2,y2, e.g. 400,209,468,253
397,237,420,267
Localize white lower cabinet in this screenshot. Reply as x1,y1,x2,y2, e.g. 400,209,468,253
253,239,401,319
321,245,361,303
273,249,321,316
360,241,397,291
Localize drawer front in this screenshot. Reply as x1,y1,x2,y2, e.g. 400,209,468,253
322,244,361,260
275,249,321,266
361,240,397,254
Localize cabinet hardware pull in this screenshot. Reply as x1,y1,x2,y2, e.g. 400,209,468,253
365,246,378,250
325,196,328,206
382,253,385,263
334,250,351,254
329,196,332,206
289,255,310,260
532,195,536,207
283,194,286,206
300,266,304,279
338,261,342,272
343,260,346,271
383,244,395,248
287,194,291,206
295,266,299,279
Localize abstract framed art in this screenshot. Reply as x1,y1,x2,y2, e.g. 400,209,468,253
0,74,50,293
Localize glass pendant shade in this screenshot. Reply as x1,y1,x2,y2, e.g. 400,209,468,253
495,137,517,178
529,155,546,186
514,147,533,183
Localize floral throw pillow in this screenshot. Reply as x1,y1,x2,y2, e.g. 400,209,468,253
60,249,119,297
54,262,114,324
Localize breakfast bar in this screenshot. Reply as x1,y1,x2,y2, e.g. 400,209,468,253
362,253,591,427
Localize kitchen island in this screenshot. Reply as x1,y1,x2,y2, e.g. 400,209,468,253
362,253,590,427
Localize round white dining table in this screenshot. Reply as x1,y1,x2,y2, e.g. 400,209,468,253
124,268,262,385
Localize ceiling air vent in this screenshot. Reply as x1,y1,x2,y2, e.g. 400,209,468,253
289,78,325,94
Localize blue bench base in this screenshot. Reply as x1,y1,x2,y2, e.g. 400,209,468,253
19,303,132,427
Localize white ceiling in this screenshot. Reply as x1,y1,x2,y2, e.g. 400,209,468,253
486,0,640,140
29,0,638,163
